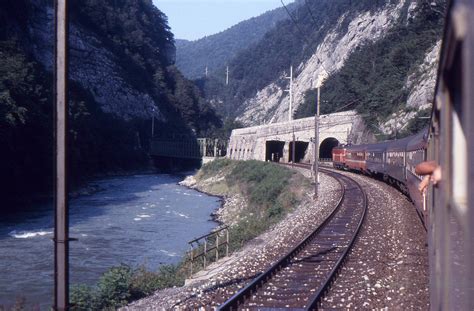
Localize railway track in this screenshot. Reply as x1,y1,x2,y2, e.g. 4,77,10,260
218,167,367,310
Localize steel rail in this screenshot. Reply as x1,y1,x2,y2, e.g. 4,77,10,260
305,168,368,310
218,168,345,311
218,163,367,310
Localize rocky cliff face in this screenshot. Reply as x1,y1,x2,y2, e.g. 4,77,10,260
381,40,441,135
235,0,441,133
28,0,163,121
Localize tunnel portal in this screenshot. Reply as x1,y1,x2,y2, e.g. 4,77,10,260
266,141,285,162
289,141,309,163
319,137,340,159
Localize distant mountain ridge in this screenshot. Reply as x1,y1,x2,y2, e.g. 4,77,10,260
175,0,301,79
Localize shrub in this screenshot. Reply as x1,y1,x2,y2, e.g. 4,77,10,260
71,263,187,310
96,265,133,308
130,264,185,299
70,285,100,310
200,158,233,176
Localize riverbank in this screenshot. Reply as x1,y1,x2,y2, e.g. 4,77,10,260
123,160,341,309
0,173,219,310
2,161,159,214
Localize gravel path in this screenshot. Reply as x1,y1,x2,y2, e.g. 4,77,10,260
123,169,341,310
320,170,429,310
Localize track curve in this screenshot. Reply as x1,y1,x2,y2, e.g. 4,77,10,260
218,166,368,310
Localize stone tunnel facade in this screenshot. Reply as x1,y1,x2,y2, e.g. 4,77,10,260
227,110,371,163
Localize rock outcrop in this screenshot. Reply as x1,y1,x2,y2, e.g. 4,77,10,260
28,0,163,121
234,0,441,135
237,1,411,126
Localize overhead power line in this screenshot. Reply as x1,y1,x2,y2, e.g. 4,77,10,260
280,0,331,78
304,0,318,27
280,0,310,45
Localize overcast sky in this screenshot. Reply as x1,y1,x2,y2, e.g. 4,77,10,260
153,0,289,41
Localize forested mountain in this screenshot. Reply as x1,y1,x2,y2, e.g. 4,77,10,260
0,0,221,207
175,0,301,79
198,0,445,138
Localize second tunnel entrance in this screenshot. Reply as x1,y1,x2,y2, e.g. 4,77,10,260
289,141,309,163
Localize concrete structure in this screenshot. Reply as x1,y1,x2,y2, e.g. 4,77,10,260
227,110,371,163
151,138,227,159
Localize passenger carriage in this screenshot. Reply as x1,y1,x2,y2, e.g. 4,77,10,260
384,136,412,187
365,142,388,177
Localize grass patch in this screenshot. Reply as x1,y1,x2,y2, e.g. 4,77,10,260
199,159,310,250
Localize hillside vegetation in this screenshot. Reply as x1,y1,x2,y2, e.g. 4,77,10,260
198,0,390,118
294,0,443,136
195,0,444,137
0,0,222,207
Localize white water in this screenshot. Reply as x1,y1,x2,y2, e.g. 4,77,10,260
0,174,220,308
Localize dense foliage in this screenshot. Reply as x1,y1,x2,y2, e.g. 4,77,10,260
0,39,53,202
0,0,223,206
71,264,185,310
294,0,445,135
70,0,222,137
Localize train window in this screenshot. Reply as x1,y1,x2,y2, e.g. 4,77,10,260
450,89,467,211
447,43,467,211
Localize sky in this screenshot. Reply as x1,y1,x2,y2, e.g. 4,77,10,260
153,0,287,41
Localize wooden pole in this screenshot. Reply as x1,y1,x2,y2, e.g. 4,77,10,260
292,127,296,166
54,0,69,309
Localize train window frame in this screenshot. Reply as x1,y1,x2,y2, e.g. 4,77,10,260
446,40,468,213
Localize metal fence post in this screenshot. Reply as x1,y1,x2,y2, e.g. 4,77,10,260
189,244,194,276
204,240,207,268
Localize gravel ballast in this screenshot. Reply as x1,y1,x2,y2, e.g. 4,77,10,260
123,167,428,310
320,170,429,310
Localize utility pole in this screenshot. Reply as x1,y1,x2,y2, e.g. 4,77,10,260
292,126,296,167
314,87,320,199
226,66,229,85
285,66,293,122
151,107,155,139
54,0,69,310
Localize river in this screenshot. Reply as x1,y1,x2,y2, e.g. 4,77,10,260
0,174,220,308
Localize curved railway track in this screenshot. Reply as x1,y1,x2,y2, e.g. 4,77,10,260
218,167,368,310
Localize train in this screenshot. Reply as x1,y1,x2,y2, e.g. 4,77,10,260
331,0,474,309
331,129,429,228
